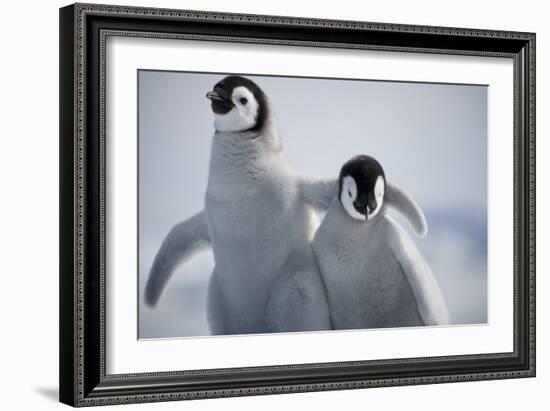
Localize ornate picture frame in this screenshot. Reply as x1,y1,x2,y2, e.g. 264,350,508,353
59,3,535,406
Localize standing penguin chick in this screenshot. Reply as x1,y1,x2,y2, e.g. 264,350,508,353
145,75,337,335
313,155,449,329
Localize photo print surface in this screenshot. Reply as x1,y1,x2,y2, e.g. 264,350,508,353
138,70,487,339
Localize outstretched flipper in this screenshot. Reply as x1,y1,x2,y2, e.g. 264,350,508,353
299,176,338,211
386,216,449,325
385,181,428,238
144,210,211,307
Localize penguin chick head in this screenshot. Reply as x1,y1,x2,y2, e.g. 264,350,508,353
338,155,386,221
206,75,268,133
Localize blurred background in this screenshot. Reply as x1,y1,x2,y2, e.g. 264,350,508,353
138,71,487,338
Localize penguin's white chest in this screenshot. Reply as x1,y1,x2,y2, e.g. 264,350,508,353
204,149,315,315
313,205,423,329
205,164,298,246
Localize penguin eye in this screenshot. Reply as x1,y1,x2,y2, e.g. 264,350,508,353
239,97,248,105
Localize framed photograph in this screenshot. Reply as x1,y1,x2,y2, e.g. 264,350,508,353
59,3,536,407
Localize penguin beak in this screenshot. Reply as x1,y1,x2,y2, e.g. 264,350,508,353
365,206,371,219
206,91,225,102
207,88,235,114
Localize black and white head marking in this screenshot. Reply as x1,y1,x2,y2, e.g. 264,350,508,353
338,155,386,221
206,75,268,132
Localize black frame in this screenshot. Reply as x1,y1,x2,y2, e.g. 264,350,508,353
60,3,536,407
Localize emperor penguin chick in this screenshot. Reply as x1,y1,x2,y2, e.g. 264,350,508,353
145,75,336,334
312,155,449,329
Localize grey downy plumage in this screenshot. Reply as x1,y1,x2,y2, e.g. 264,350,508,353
313,155,449,330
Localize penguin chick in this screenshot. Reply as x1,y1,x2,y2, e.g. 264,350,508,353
145,75,336,335
313,155,449,330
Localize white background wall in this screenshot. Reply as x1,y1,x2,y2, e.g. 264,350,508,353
0,0,545,409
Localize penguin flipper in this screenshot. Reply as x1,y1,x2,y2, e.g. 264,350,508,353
385,217,449,325
144,210,211,307
299,176,338,211
385,181,428,238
